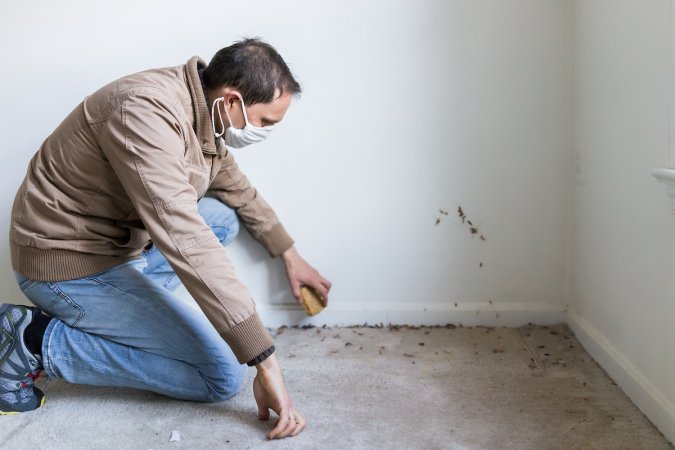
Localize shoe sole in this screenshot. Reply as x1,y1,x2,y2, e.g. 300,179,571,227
0,394,46,415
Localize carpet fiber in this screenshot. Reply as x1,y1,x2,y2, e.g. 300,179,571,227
0,324,671,449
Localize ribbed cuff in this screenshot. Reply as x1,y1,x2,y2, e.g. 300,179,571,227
220,313,275,364
246,345,275,366
257,223,294,257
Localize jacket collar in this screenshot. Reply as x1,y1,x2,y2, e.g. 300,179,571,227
185,56,220,156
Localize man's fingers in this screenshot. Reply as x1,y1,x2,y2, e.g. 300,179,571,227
318,277,332,305
278,411,303,439
290,413,306,437
279,413,297,438
292,283,301,300
317,286,329,306
268,412,291,439
268,409,305,439
311,281,329,306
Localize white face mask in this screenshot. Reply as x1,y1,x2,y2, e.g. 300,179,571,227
211,96,274,149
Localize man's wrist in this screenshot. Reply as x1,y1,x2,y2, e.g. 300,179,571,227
246,345,275,366
281,245,298,264
255,351,280,372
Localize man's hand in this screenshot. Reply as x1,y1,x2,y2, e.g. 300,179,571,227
282,246,332,306
253,353,306,439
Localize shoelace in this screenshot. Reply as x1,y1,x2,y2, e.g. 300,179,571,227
20,368,48,404
20,369,40,388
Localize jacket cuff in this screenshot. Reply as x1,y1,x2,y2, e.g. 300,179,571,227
246,345,275,366
220,313,275,364
257,223,294,257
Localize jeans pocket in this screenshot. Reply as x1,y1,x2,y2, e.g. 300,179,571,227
18,277,86,328
45,282,86,327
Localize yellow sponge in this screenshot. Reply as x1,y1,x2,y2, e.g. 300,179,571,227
300,285,325,316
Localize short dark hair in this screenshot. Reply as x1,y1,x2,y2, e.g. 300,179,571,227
203,37,301,105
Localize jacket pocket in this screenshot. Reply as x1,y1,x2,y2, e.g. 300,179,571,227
113,211,150,249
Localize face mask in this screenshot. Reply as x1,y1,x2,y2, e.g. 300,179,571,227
211,96,274,149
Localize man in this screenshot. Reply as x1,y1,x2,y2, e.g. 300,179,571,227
1,38,331,440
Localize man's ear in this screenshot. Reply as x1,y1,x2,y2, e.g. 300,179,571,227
224,90,242,108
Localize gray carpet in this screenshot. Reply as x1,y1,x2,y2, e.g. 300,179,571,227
0,324,672,449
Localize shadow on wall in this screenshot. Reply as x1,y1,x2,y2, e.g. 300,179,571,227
1,229,29,307
174,226,295,312
224,225,295,307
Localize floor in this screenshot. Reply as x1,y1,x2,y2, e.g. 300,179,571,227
0,323,672,449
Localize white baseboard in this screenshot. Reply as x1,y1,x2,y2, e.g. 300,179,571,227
566,311,675,445
257,301,567,328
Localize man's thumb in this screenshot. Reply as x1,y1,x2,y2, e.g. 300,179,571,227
258,406,270,420
258,407,270,420
256,398,270,421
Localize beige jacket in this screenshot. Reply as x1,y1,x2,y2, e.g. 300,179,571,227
9,56,293,364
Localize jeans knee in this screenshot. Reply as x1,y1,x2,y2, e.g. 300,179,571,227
220,213,240,246
203,363,247,402
198,196,240,247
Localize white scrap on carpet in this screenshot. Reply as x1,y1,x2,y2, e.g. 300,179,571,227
170,430,181,442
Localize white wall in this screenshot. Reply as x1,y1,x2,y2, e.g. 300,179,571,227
570,0,675,441
0,0,572,326
5,0,671,440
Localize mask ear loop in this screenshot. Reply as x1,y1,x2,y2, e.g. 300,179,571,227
239,96,250,126
237,96,273,131
212,97,225,138
223,95,248,128
223,103,236,130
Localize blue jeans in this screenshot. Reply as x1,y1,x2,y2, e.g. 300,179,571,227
12,196,248,402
